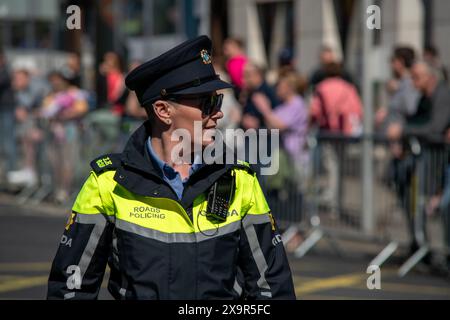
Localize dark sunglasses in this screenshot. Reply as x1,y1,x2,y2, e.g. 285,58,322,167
167,93,224,116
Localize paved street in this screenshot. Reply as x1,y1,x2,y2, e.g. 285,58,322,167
0,198,449,300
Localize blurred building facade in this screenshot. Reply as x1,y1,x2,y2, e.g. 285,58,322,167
222,0,450,104
1,0,450,93
0,0,207,90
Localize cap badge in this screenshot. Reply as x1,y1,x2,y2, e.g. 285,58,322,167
200,49,212,64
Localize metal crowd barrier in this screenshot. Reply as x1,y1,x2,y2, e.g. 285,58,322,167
263,133,449,277
371,137,450,276
8,110,125,207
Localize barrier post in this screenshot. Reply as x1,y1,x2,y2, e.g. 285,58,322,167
362,0,375,235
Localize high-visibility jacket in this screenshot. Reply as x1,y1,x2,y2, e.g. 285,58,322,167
47,122,296,300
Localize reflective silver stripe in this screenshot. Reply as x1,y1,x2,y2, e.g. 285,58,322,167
233,279,243,296
112,236,119,265
196,220,241,242
113,233,129,299
261,291,272,298
64,292,75,300
74,213,107,281
115,219,241,243
242,213,271,227
243,214,272,295
116,219,196,243
75,213,108,225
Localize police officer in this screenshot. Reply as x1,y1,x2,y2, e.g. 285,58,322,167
47,36,296,300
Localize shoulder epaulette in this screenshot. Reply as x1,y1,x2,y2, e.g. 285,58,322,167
234,160,256,174
90,153,122,175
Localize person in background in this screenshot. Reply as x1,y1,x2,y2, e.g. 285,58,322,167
240,61,280,130
266,47,297,86
253,71,309,190
387,61,450,142
120,60,148,150
85,53,126,156
212,55,242,140
309,45,354,91
277,48,296,75
0,51,16,180
124,60,147,121
63,52,82,88
376,46,420,132
253,70,309,249
99,52,125,116
7,69,48,187
39,71,89,203
223,37,248,98
423,45,449,84
387,61,450,259
309,62,363,216
309,62,363,136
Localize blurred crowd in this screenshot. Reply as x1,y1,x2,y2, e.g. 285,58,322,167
0,39,449,262
374,45,450,259
0,50,147,202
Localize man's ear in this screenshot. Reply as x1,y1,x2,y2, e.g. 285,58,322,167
152,100,172,124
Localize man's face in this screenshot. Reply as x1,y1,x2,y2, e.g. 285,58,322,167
423,51,437,66
320,49,335,65
411,64,429,92
223,41,237,59
67,54,80,71
169,93,224,149
103,52,120,71
243,64,262,90
391,57,404,78
276,78,290,101
49,75,67,92
12,71,30,91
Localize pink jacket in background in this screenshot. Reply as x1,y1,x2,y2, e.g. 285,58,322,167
310,77,363,136
225,55,248,89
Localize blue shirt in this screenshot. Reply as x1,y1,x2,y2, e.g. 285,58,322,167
146,137,203,200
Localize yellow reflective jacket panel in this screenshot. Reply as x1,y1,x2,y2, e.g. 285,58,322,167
47,122,296,300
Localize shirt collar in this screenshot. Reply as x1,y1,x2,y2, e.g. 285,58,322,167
190,153,205,176
146,137,205,180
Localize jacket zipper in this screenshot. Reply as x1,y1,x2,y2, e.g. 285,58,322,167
158,197,195,230
158,196,198,299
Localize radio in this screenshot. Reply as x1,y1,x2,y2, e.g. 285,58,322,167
205,171,235,223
